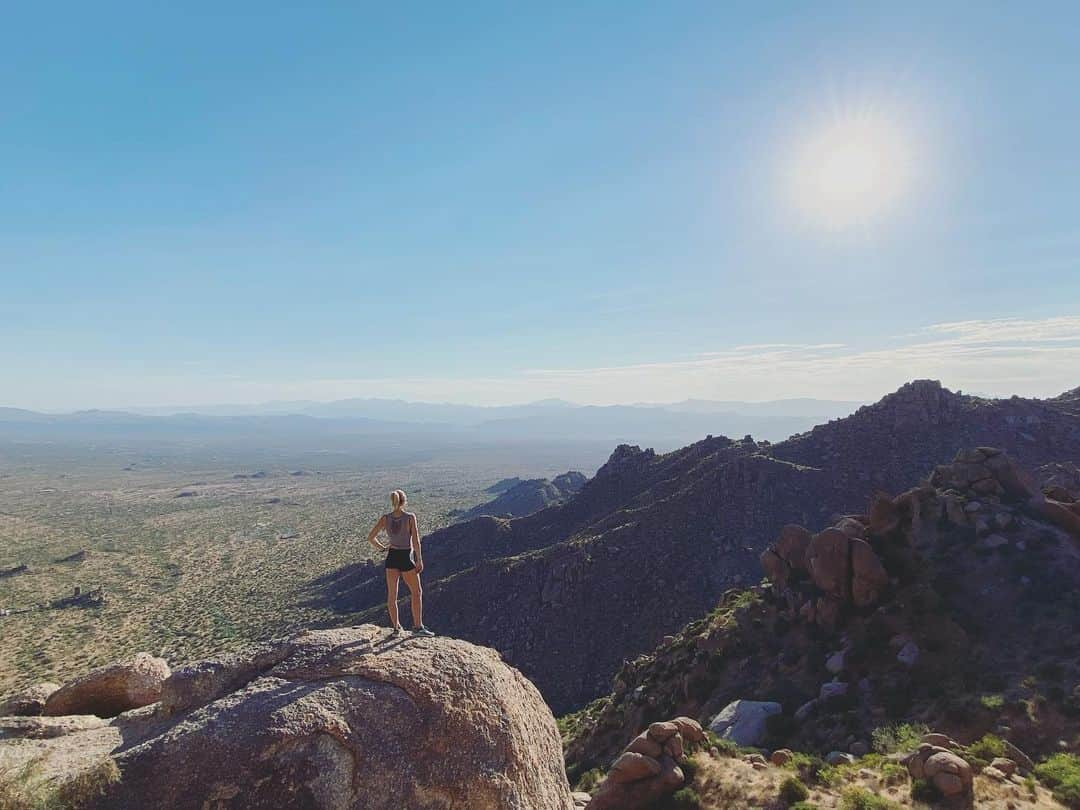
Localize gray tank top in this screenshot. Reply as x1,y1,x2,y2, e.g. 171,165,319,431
384,511,414,550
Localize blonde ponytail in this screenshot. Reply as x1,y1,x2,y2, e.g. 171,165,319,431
390,489,407,510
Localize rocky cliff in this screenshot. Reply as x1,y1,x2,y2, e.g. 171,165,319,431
562,450,1080,781
340,381,1080,714
0,627,574,810
454,470,588,521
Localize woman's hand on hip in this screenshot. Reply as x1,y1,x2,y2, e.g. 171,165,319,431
415,560,424,573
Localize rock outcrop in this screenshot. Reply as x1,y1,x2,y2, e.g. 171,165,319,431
564,449,1080,776
43,653,170,718
456,470,588,521
585,717,703,810
3,627,574,810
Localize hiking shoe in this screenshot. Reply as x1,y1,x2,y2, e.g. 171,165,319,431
392,626,405,637
412,626,435,637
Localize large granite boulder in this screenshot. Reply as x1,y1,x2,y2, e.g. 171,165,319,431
8,626,574,810
707,699,781,747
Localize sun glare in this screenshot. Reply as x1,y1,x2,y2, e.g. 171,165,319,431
790,112,914,230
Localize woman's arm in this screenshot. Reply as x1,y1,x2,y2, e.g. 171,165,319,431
410,514,424,573
367,516,389,551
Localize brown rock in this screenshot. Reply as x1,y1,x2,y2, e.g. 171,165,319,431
609,751,662,783
770,748,793,766
990,757,1017,777
836,517,867,539
647,721,679,742
0,683,60,717
760,549,789,589
850,539,889,607
868,493,900,535
671,716,704,743
924,751,972,796
663,734,684,759
775,524,812,570
44,653,170,718
806,528,851,599
625,732,663,759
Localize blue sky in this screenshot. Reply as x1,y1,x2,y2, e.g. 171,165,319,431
3,2,1078,409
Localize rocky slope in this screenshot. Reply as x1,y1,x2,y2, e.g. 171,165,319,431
0,627,574,810
341,381,1080,714
453,471,588,521
562,450,1080,794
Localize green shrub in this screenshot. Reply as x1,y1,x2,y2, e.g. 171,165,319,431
779,775,810,804
655,787,701,809
980,693,1004,711
679,755,699,785
871,723,928,754
838,786,902,810
965,733,1005,761
879,763,907,785
1035,753,1080,809
574,768,604,793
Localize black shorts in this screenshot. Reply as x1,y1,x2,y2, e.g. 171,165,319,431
385,548,415,572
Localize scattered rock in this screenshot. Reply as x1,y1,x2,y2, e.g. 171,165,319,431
770,748,793,766
826,751,855,765
991,757,1017,777
0,682,60,717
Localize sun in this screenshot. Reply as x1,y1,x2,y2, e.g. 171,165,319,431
790,111,913,230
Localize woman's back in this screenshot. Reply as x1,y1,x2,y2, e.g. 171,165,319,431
385,511,414,550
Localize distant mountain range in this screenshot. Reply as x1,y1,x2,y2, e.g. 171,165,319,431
0,397,864,447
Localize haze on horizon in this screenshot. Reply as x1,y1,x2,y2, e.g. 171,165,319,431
3,3,1078,412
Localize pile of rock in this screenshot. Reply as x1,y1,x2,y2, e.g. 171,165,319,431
903,733,974,800
760,517,889,630
586,717,704,810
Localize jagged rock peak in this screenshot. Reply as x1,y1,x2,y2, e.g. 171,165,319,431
596,444,656,474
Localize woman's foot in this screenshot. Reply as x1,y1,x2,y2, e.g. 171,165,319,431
412,625,435,637
392,625,405,636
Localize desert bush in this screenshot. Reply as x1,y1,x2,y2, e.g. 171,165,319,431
575,767,605,793
1035,753,1080,808
779,775,810,804
871,722,927,754
965,733,1005,762
838,786,902,810
879,763,907,785
655,787,701,809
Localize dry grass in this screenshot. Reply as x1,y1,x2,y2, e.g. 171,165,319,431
690,752,1067,809
0,444,568,693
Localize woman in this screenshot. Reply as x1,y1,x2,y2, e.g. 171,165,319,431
366,489,434,636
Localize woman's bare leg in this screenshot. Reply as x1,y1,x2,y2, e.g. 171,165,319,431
385,569,401,628
402,570,423,628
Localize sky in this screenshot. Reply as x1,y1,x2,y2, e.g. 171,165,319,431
2,2,1079,410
